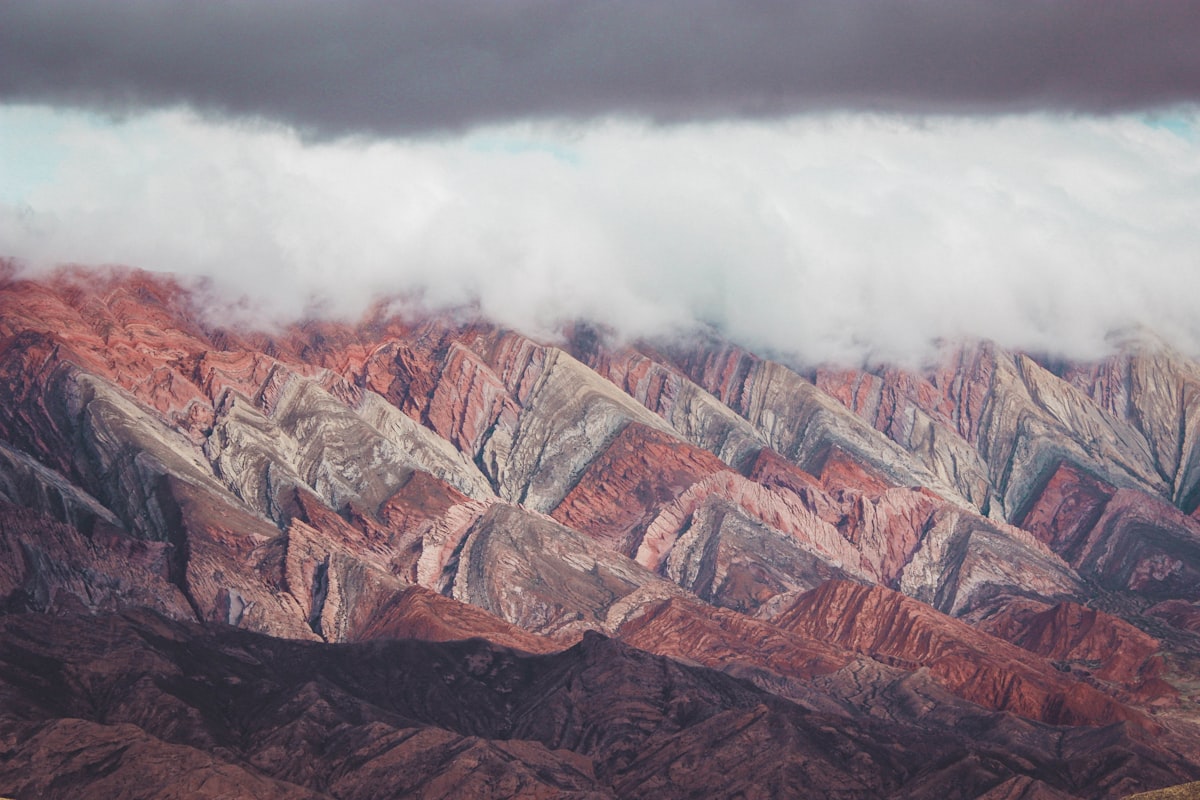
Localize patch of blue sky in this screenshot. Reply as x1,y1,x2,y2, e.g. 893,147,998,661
1142,106,1198,141
466,133,581,165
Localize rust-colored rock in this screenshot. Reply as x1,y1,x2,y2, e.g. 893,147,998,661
618,596,854,686
3,268,1200,797
975,598,1168,694
353,585,563,654
773,581,1151,730
551,422,731,553
1019,462,1118,561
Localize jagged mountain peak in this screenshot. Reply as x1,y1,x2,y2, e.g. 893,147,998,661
2,267,1200,798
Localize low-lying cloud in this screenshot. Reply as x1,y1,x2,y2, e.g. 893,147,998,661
3,107,1198,366
2,2,1200,137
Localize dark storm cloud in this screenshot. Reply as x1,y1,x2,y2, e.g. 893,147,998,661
2,1,1199,137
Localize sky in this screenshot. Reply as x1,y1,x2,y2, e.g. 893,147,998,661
2,2,1200,366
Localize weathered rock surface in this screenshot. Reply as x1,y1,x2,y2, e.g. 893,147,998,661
550,421,731,553
971,598,1169,694
1019,463,1200,600
569,336,769,470
665,341,978,507
773,580,1148,729
352,584,563,653
1059,338,1200,515
445,503,686,640
0,500,189,619
3,609,1196,800
2,268,1200,797
815,344,1169,524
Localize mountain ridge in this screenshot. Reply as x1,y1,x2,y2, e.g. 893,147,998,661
1,266,1199,798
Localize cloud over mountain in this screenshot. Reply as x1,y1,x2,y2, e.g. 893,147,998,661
4,108,1198,365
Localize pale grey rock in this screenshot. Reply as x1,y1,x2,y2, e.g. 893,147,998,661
1015,354,1161,489
663,496,856,614
65,370,237,542
873,400,999,517
656,377,768,470
934,348,1165,522
600,352,769,470
733,359,975,508
448,504,684,639
492,348,677,513
270,376,418,513
1078,345,1200,512
636,471,866,580
355,391,493,501
204,391,305,524
899,508,1082,616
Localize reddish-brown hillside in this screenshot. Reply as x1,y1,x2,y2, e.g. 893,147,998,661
2,267,1200,798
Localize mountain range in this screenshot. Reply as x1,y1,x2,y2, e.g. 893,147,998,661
1,266,1199,799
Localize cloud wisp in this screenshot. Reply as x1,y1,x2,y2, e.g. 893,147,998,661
3,2,1200,138
3,107,1198,366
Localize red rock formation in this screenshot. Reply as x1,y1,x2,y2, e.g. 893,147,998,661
551,422,731,552
974,597,1170,700
1022,470,1200,599
4,268,1200,797
773,581,1151,730
353,585,563,654
815,445,894,494
1019,462,1117,556
747,448,944,586
618,595,853,683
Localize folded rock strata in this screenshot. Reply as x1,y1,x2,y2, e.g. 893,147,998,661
2,268,1200,798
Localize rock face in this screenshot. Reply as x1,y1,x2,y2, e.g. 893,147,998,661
813,344,1167,522
0,609,1194,800
2,267,1200,798
772,581,1146,729
971,598,1167,693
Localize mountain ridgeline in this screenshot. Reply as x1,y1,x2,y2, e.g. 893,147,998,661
1,268,1200,799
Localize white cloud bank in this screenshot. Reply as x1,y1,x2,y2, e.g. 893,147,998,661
2,105,1198,365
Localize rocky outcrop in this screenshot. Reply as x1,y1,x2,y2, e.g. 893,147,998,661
1020,465,1200,599
3,609,1195,800
897,504,1084,615
487,340,680,512
618,595,854,688
444,504,685,640
0,500,189,619
971,598,1169,694
0,439,124,536
815,344,1170,524
352,585,563,653
550,422,731,553
1060,340,1200,515
772,581,1147,729
3,269,1200,797
571,339,769,470
815,363,998,511
665,342,977,507
653,493,860,613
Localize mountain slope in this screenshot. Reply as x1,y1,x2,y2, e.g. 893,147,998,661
1,267,1199,798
